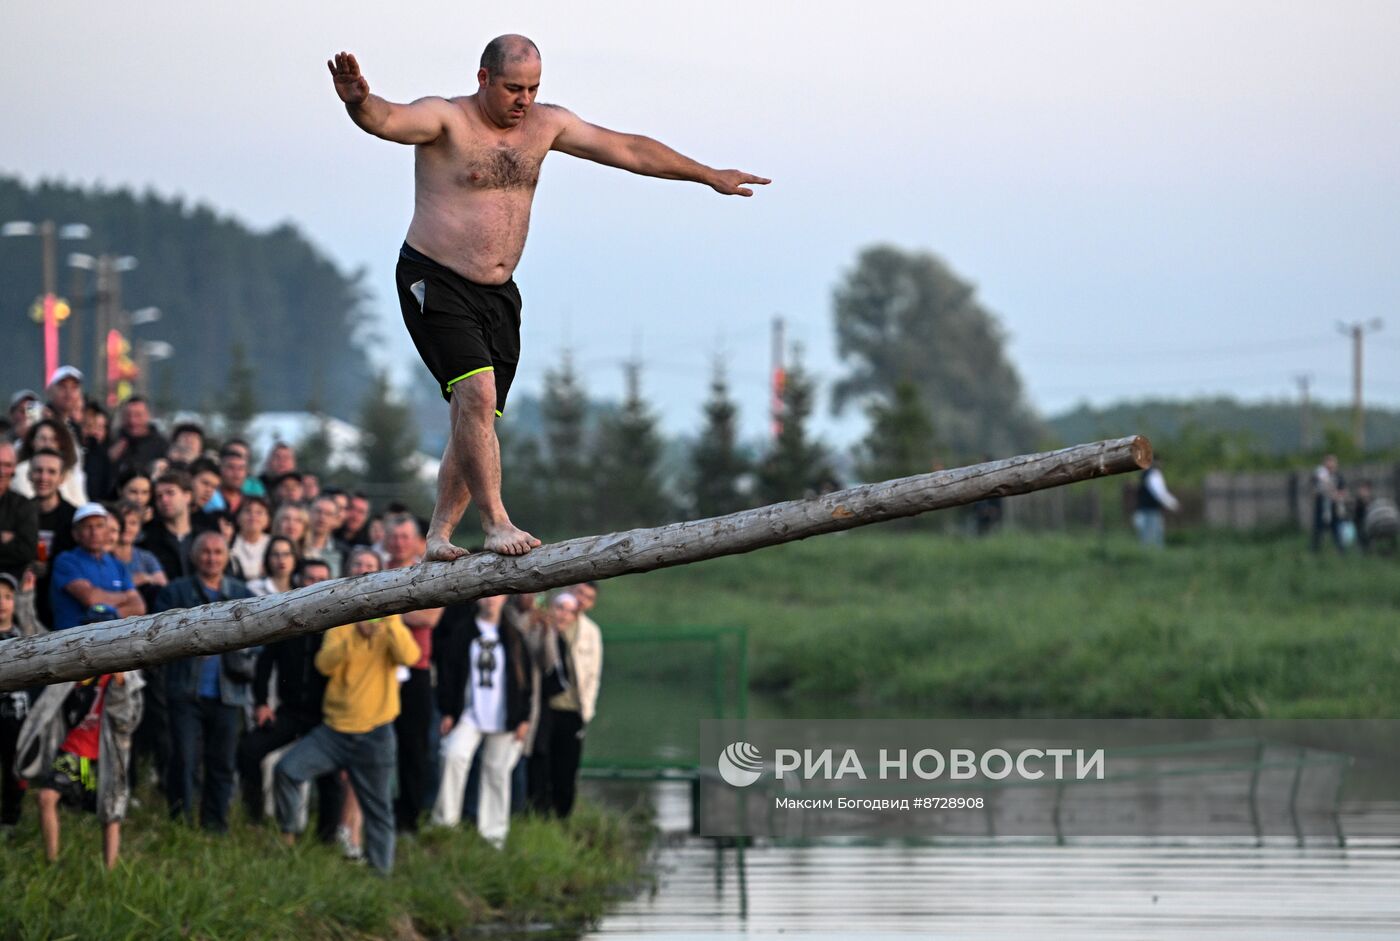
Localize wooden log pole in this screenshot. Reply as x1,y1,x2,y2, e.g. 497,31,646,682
0,436,1150,692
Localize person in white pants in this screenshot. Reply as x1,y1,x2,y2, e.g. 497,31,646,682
430,594,532,848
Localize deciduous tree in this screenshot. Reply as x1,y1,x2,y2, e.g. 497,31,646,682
833,244,1041,460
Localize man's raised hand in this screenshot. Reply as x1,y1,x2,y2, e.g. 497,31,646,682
327,51,370,106
710,169,771,197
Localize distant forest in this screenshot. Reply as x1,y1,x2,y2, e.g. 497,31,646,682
0,174,374,419
1048,397,1400,457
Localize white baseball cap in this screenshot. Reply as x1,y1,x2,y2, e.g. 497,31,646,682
47,365,84,387
72,502,111,525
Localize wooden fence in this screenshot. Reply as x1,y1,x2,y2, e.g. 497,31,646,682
1203,463,1400,531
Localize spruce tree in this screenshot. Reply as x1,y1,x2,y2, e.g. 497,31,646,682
595,361,671,530
691,359,749,517
758,348,835,503
859,379,938,481
297,412,337,482
540,352,593,534
221,341,258,440
152,361,178,420
499,425,548,536
357,372,422,499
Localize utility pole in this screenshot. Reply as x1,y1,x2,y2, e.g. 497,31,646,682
91,254,139,406
67,256,89,382
1294,374,1312,453
770,316,786,440
39,221,56,301
39,222,59,387
1,219,89,385
1336,320,1384,451
93,256,112,400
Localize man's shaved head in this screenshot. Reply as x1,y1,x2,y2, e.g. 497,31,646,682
481,34,540,82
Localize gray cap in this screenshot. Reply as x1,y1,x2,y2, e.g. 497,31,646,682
8,389,38,409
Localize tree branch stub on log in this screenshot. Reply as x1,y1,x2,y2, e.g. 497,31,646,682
0,436,1151,692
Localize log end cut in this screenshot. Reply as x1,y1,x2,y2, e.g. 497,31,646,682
1130,435,1154,470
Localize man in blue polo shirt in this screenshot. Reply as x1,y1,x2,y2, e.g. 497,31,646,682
156,531,256,832
50,504,145,630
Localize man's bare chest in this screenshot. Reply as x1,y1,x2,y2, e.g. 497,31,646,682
441,138,548,192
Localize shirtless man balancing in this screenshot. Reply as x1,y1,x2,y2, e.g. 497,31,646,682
328,35,769,560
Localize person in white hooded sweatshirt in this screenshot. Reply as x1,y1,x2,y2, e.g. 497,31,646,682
429,593,532,847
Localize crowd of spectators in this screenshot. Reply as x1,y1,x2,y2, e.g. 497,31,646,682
1,367,604,872
1311,454,1399,554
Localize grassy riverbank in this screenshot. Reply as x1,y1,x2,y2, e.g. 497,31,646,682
599,530,1400,718
0,796,650,939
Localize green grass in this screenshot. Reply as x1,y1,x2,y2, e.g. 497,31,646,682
595,529,1400,718
0,794,651,940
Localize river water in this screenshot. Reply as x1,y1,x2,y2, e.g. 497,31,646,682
572,679,1400,939
583,783,1400,939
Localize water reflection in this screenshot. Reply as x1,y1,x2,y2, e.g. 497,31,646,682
582,782,1400,940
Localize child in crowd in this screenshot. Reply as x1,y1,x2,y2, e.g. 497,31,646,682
16,605,144,869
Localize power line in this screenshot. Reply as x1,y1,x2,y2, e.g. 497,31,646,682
1014,334,1335,362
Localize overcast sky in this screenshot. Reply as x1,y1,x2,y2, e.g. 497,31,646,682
4,1,1398,445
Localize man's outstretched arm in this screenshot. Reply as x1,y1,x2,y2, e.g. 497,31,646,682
550,108,769,196
327,51,448,145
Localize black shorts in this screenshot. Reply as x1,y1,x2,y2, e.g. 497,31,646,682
396,242,522,414
38,751,98,813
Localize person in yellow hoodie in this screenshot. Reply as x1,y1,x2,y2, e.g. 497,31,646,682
274,613,419,873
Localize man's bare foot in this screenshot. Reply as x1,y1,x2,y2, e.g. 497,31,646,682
483,522,542,556
425,536,470,562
